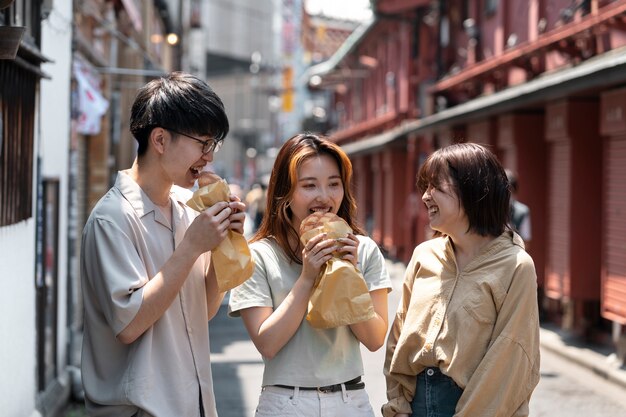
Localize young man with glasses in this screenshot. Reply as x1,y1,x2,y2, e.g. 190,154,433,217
162,128,223,155
80,72,245,417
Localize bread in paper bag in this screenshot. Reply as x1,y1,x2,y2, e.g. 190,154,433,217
299,212,375,328
186,171,254,292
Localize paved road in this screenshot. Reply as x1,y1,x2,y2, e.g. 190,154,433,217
529,347,626,416
209,301,264,417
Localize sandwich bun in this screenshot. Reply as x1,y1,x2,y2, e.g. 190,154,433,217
299,212,344,236
197,171,222,188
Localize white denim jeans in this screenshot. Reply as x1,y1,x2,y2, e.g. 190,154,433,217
255,385,375,417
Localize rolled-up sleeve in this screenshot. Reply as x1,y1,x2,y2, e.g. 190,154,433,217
82,217,146,335
359,236,392,292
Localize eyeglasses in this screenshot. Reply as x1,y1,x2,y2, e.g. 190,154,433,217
164,128,222,154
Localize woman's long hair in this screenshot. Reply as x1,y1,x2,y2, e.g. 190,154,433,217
251,133,365,263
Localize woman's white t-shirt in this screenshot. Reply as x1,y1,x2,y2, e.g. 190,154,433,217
228,235,392,387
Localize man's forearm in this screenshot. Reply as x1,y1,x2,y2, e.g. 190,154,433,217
205,261,225,320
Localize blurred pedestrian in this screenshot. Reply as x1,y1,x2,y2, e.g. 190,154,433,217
80,72,246,417
229,133,392,417
229,182,254,238
383,143,540,417
505,169,532,249
245,182,267,231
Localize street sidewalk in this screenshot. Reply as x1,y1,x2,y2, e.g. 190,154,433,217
210,259,626,417
539,323,626,390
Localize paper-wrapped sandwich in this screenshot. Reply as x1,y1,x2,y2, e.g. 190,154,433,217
299,212,375,329
186,171,254,292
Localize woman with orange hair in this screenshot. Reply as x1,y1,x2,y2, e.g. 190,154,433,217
229,133,392,417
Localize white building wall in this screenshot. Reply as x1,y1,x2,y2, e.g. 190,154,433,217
0,222,38,417
0,2,74,416
40,0,74,385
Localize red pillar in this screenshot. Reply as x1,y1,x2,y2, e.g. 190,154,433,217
371,153,384,245
498,113,547,289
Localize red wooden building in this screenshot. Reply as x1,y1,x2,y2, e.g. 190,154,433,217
307,0,626,356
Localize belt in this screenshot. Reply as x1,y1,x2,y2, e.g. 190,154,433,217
274,377,365,393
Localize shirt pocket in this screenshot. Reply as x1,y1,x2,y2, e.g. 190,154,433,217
462,283,498,326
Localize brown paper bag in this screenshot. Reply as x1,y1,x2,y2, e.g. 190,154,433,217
300,214,375,329
186,179,255,292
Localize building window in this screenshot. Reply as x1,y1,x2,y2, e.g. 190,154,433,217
0,60,36,226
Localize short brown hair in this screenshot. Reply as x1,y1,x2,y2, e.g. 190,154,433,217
417,142,510,237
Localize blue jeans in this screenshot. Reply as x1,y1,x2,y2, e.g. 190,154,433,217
410,367,463,417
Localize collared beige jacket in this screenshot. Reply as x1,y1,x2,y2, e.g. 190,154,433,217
383,231,540,417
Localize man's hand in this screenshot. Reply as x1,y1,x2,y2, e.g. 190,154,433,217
185,201,231,256
227,194,247,235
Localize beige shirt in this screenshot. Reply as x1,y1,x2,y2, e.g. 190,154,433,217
383,231,540,417
229,236,392,387
81,171,217,417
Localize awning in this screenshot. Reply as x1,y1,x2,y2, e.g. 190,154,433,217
341,119,419,155
340,47,626,156
11,38,53,78
301,16,377,87
0,26,25,59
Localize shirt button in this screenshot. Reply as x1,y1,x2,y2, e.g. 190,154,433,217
426,368,435,376
434,318,441,326
424,343,432,351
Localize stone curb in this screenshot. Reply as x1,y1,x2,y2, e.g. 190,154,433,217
539,327,626,390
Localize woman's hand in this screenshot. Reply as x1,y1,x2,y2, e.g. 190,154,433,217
335,233,359,267
301,232,337,283
241,232,338,359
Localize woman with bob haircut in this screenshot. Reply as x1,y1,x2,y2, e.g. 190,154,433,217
383,142,540,417
229,133,392,417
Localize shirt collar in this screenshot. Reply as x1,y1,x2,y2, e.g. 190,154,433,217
442,230,522,271
115,170,178,220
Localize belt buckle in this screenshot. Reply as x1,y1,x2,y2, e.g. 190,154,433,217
317,385,333,393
